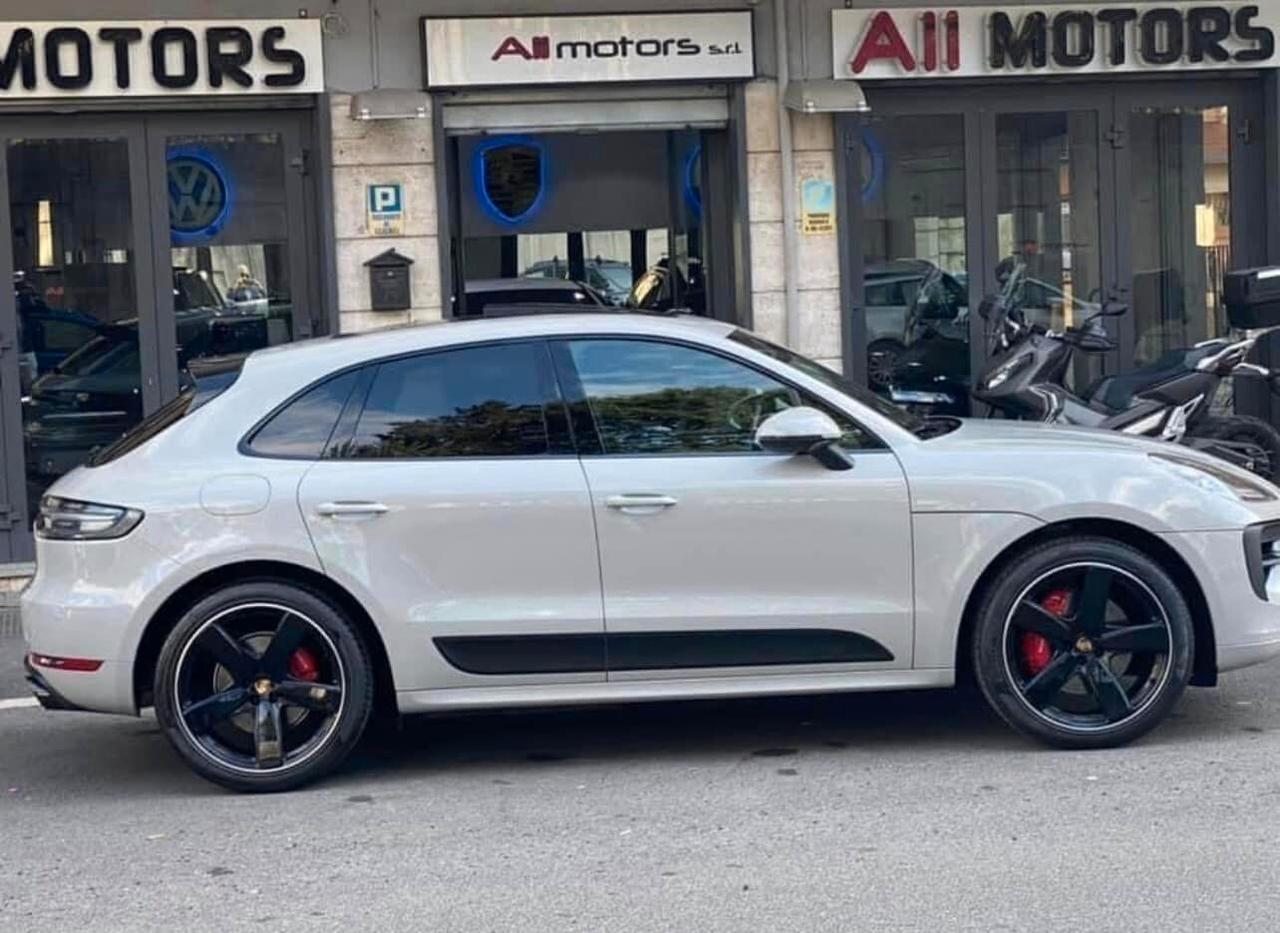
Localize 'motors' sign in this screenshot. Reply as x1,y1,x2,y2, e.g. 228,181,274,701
834,4,1277,79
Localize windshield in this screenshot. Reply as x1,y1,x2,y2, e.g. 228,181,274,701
729,330,925,435
592,264,633,293
175,269,224,311
54,327,139,378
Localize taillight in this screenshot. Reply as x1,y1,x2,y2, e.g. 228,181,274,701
29,653,103,672
35,496,143,541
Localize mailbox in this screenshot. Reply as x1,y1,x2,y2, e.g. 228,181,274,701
365,248,414,311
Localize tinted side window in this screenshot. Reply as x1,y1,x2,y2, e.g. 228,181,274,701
348,342,552,458
567,339,798,455
248,370,361,458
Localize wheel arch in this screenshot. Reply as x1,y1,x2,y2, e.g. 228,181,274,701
132,560,398,718
954,518,1217,688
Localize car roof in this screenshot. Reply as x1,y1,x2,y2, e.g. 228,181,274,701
467,278,592,293
243,312,737,379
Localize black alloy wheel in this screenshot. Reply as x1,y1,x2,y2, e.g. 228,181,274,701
973,537,1193,749
1003,563,1170,730
155,582,374,792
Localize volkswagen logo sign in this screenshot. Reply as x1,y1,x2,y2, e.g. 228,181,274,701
168,152,231,241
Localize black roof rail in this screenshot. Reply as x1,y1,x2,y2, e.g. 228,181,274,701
473,304,704,320
473,303,629,319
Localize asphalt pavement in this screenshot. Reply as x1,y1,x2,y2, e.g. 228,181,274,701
3,624,1280,932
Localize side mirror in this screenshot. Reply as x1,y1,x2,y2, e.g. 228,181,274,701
755,407,852,471
1100,300,1128,317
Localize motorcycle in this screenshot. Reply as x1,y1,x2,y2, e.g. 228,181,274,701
970,259,1280,480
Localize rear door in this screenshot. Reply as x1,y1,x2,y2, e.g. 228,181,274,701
553,336,914,680
296,339,605,690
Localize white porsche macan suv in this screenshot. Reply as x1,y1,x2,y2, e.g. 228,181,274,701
21,311,1280,791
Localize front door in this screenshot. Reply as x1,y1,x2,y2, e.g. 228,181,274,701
0,110,317,561
144,113,318,401
553,336,914,680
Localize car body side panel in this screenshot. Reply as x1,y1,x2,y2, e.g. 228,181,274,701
895,421,1271,533
910,511,1046,670
297,458,605,692
582,449,914,678
22,454,322,714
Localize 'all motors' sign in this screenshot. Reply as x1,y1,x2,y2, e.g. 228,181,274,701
832,3,1277,79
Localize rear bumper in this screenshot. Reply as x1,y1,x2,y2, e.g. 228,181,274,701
23,653,88,712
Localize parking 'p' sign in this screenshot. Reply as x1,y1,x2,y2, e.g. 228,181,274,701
367,183,405,236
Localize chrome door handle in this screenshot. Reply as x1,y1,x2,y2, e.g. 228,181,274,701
315,501,389,517
605,494,678,512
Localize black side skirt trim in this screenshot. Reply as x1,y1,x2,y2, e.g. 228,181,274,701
434,629,894,676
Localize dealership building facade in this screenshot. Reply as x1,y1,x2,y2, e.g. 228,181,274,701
0,1,1277,564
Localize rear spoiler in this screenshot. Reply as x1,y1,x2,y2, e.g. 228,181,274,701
186,353,248,408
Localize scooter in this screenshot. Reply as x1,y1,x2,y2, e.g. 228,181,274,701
970,260,1280,480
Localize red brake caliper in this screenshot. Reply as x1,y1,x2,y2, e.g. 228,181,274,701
1021,589,1071,676
288,647,320,682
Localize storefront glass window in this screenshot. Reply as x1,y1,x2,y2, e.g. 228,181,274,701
165,133,295,380
455,129,712,316
8,137,142,520
996,111,1105,390
1127,105,1231,365
860,115,969,414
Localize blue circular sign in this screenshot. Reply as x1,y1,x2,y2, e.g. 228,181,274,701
167,151,231,241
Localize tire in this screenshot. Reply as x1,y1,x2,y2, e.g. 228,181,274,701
1194,415,1280,483
154,580,375,792
866,339,904,391
971,536,1193,749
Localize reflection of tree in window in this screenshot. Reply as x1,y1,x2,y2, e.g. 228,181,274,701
347,344,550,459
349,399,548,458
570,340,804,455
588,385,795,454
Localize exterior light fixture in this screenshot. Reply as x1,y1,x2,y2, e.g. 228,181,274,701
349,89,431,121
782,80,870,114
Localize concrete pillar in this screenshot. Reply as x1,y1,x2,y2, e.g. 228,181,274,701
743,78,844,372
328,93,442,333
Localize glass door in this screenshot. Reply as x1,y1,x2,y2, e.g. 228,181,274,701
0,121,156,559
981,92,1120,394
0,111,317,560
850,111,973,412
145,113,315,401
1111,84,1265,374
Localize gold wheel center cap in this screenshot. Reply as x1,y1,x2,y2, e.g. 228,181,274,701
252,678,273,697
1075,637,1095,654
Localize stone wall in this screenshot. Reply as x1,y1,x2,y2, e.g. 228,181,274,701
329,93,443,332
743,79,844,373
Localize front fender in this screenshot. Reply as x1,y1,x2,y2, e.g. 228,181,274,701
911,511,1045,670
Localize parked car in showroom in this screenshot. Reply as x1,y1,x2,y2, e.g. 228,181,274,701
862,260,968,392
21,309,1280,792
22,275,276,511
458,277,607,317
523,258,635,306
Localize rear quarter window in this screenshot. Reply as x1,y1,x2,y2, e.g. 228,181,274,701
245,370,362,459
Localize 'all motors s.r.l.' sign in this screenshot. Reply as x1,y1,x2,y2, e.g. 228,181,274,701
832,3,1277,79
